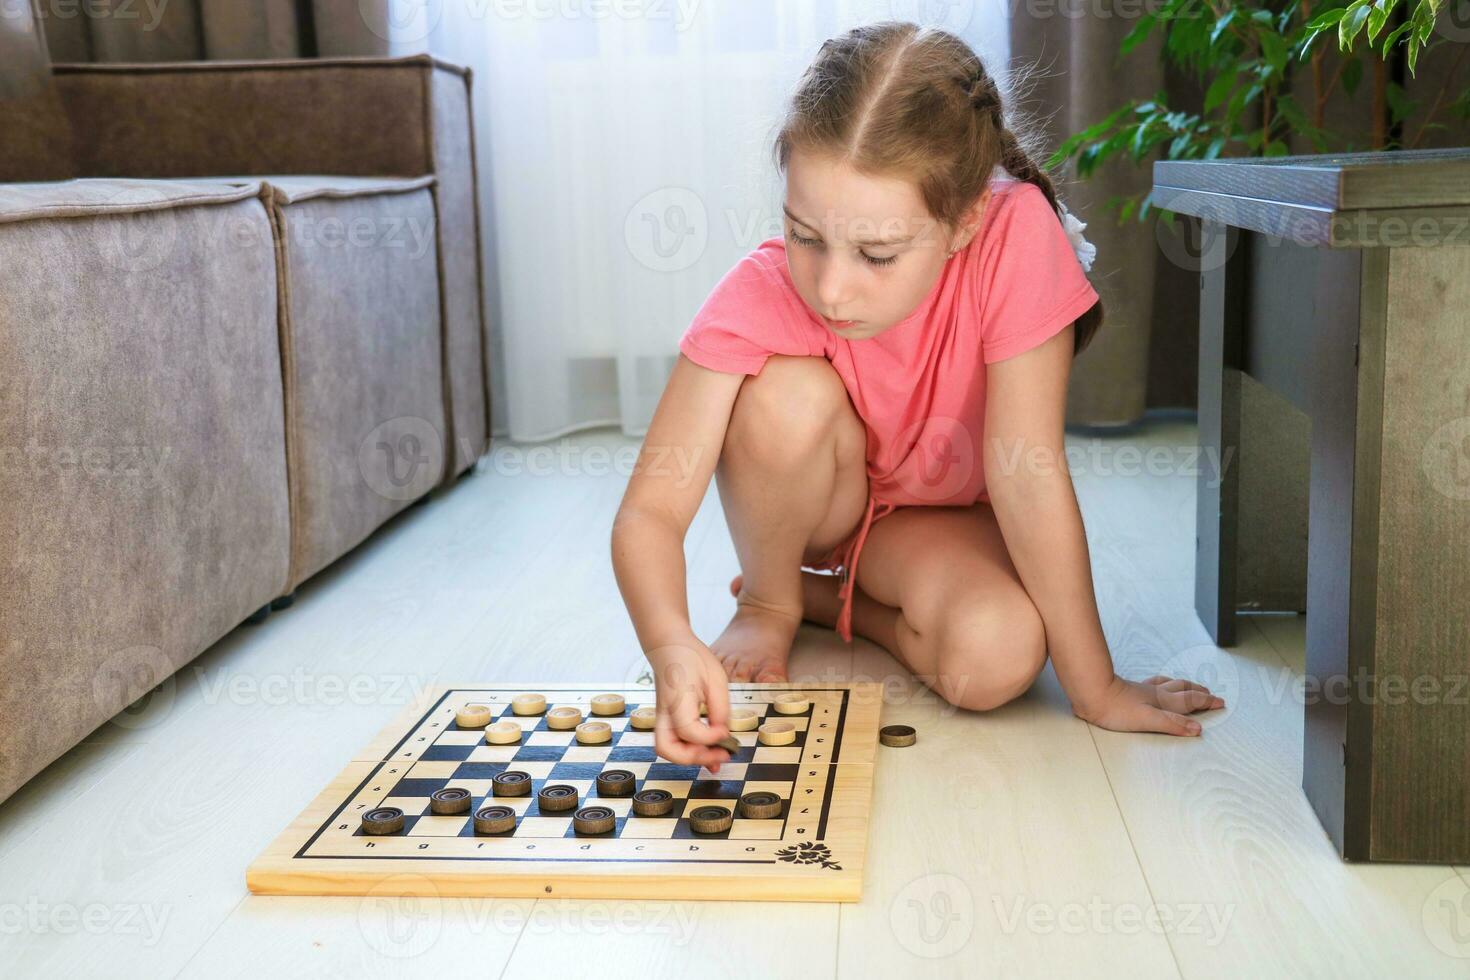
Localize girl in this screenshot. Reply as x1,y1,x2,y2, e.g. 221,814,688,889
611,22,1224,770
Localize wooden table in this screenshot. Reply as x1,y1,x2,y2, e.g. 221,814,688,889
1152,148,1470,864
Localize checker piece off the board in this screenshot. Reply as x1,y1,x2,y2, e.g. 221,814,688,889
247,683,882,902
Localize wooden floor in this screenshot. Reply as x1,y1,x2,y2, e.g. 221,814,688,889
2,416,1467,978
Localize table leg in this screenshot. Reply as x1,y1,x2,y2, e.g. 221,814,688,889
1195,220,1248,647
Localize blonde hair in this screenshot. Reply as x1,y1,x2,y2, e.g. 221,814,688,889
773,21,1103,356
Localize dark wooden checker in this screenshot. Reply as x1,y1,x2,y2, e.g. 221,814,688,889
247,683,883,901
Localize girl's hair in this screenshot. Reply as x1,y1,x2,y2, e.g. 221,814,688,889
773,21,1103,357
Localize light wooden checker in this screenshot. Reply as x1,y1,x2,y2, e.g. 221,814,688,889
247,683,883,902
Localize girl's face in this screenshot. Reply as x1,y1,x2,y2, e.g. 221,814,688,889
782,146,990,341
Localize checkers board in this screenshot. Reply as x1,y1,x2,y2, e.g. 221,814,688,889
247,683,883,901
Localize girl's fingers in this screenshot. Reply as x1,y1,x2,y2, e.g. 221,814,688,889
1163,689,1224,713
1153,708,1202,736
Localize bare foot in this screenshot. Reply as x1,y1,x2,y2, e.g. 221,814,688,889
729,572,844,630
710,576,811,682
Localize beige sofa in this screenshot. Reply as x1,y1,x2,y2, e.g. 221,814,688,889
0,55,492,804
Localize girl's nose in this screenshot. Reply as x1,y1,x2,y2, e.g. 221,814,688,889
815,261,854,314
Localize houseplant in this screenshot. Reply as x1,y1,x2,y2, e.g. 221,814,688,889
1049,0,1470,219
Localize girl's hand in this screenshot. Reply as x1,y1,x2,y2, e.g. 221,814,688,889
1073,674,1226,737
648,638,733,771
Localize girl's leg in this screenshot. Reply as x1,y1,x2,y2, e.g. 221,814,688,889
816,500,1050,712
710,355,870,681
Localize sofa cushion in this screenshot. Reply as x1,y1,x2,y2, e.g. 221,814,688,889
0,3,76,181
0,178,291,805
251,175,449,589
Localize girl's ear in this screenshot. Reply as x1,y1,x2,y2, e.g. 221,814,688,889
950,186,993,254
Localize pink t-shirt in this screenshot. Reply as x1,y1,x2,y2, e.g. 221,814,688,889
678,177,1099,641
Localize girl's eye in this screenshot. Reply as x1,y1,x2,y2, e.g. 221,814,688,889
787,229,898,268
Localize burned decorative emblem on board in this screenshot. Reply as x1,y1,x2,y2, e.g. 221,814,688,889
775,841,842,871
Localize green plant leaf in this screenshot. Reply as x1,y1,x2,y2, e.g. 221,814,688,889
1303,7,1347,29
1384,81,1417,122
1342,55,1364,96
1204,71,1236,112
1339,2,1372,47
1365,3,1390,44
1210,9,1237,46
1259,29,1289,73
1122,13,1159,55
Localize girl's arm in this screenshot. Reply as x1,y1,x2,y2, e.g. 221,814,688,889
981,324,1225,736
611,353,746,767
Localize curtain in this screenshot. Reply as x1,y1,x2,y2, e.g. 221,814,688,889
409,0,1014,441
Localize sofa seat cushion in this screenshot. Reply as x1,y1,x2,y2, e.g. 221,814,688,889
0,178,291,804
250,175,448,589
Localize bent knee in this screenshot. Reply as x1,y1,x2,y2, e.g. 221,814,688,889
735,357,852,426
732,357,858,455
928,598,1047,712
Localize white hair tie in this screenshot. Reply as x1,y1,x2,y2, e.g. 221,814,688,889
1058,200,1096,273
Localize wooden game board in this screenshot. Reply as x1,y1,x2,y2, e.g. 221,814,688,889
247,683,883,902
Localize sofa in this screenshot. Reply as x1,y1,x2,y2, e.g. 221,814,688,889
0,53,492,804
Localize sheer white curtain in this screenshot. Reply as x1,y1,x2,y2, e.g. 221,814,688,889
387,0,1009,440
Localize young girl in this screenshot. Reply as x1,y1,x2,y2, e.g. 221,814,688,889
611,22,1224,770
